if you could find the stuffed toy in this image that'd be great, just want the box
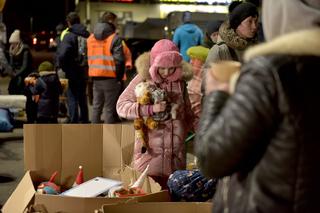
[151,86,178,121]
[37,171,61,195]
[134,82,158,153]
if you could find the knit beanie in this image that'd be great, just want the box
[38,61,54,72]
[150,39,179,65]
[186,46,209,62]
[9,29,21,43]
[182,11,192,23]
[229,2,258,30]
[206,20,223,36]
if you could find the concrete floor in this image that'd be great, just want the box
[0,129,24,208]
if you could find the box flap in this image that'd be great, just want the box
[102,123,135,180]
[102,124,123,180]
[24,124,62,182]
[2,171,36,213]
[61,124,103,187]
[35,194,131,213]
[102,202,212,213]
[134,191,170,202]
[120,123,135,166]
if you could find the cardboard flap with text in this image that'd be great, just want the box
[102,202,213,213]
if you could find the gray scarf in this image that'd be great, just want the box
[9,42,23,56]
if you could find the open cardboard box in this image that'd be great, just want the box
[2,123,170,213]
[101,202,212,213]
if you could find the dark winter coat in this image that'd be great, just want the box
[29,71,62,119]
[56,23,90,81]
[8,44,33,94]
[195,29,320,213]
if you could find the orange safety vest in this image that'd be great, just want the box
[122,41,132,70]
[87,33,117,78]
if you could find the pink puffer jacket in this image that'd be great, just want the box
[116,39,194,178]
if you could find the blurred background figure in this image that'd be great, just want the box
[100,11,133,85]
[0,22,12,88]
[24,61,62,123]
[173,11,204,62]
[56,12,90,123]
[7,29,35,123]
[87,13,125,124]
[201,1,259,94]
[53,23,65,50]
[186,45,209,129]
[8,29,33,95]
[203,20,223,48]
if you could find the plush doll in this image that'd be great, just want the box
[37,171,61,195]
[134,82,158,153]
[151,86,179,121]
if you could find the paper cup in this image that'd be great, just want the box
[210,61,241,82]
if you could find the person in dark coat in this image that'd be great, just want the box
[7,29,36,123]
[25,61,62,123]
[56,12,90,123]
[202,20,223,49]
[8,29,33,95]
[195,0,320,212]
[201,2,259,95]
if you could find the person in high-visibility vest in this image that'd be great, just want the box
[87,19,125,123]
[100,11,133,80]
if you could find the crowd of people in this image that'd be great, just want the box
[1,0,320,211]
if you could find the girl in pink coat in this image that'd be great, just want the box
[116,39,194,188]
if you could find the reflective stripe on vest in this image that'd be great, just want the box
[87,33,117,78]
[60,28,69,41]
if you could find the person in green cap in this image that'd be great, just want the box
[24,61,62,123]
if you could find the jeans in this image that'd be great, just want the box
[67,79,89,123]
[92,78,122,124]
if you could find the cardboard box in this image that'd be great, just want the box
[23,123,135,186]
[101,202,213,213]
[2,123,170,213]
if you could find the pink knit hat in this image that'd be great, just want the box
[149,51,183,83]
[150,39,179,65]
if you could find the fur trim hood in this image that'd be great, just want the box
[135,51,193,82]
[219,21,257,51]
[244,28,320,62]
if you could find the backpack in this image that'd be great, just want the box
[60,28,88,67]
[77,35,88,67]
